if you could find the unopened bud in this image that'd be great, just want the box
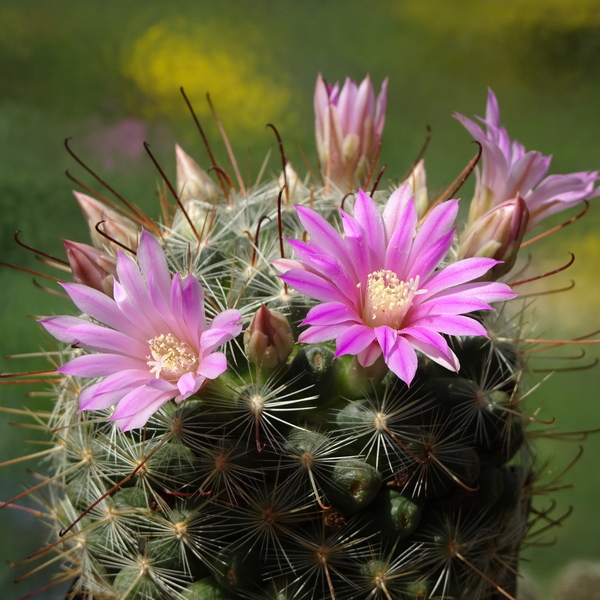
[175,144,218,203]
[402,159,429,218]
[63,239,117,297]
[244,305,295,369]
[74,192,139,254]
[458,195,529,280]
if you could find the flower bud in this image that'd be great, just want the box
[74,192,139,254]
[175,144,218,203]
[244,305,294,370]
[458,195,529,280]
[63,239,117,297]
[315,74,387,194]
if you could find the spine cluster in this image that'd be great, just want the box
[3,78,597,600]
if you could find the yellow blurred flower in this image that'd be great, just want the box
[123,20,290,133]
[393,0,600,36]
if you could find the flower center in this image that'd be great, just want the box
[146,333,198,380]
[362,270,425,329]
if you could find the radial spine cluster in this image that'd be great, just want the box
[3,76,599,600]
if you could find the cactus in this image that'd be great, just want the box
[3,78,599,600]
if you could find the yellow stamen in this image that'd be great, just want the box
[362,270,426,329]
[146,333,198,380]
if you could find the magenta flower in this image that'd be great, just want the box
[315,74,388,193]
[40,231,243,431]
[456,89,599,229]
[274,187,515,385]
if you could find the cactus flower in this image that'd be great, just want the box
[314,74,388,193]
[456,89,600,229]
[457,195,529,280]
[274,186,515,385]
[40,231,243,431]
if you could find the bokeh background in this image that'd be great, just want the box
[1,0,599,598]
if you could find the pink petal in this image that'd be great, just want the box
[79,370,150,411]
[411,294,497,318]
[374,78,388,138]
[116,250,151,310]
[279,269,350,304]
[485,89,500,127]
[407,200,458,277]
[383,188,417,271]
[298,323,350,344]
[426,280,517,305]
[39,315,90,345]
[353,190,386,265]
[420,257,501,299]
[200,311,242,354]
[401,327,459,372]
[303,302,361,327]
[61,283,147,340]
[113,280,165,336]
[181,274,206,345]
[177,372,204,398]
[137,230,172,300]
[272,258,305,273]
[287,240,359,301]
[357,340,382,367]
[55,321,148,357]
[197,351,227,379]
[295,205,350,268]
[335,324,376,357]
[375,327,418,384]
[111,380,176,421]
[410,314,488,337]
[112,390,175,432]
[405,229,454,282]
[59,353,148,377]
[503,151,548,200]
[348,76,374,135]
[210,309,243,336]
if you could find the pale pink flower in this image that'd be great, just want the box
[456,90,600,229]
[315,74,388,193]
[41,231,242,431]
[274,186,515,385]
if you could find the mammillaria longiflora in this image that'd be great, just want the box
[2,80,598,600]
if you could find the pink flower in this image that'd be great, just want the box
[40,231,243,431]
[456,89,600,229]
[314,74,388,193]
[274,186,515,385]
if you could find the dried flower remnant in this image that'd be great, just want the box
[40,231,242,431]
[274,185,515,384]
[456,89,600,229]
[175,143,218,203]
[74,191,140,254]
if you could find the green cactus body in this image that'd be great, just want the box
[2,78,592,600]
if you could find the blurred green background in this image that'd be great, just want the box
[1,0,600,597]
